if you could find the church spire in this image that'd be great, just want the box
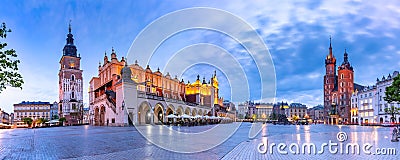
[325,36,336,66]
[68,20,72,34]
[328,36,333,58]
[63,20,77,57]
[339,48,353,71]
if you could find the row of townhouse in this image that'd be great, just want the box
[351,71,400,125]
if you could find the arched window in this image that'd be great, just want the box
[71,74,75,81]
[71,92,75,99]
[341,74,344,79]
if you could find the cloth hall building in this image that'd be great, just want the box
[88,51,225,126]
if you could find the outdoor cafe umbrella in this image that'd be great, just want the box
[166,114,178,118]
[181,114,192,119]
[194,115,202,119]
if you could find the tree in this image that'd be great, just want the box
[384,76,400,123]
[269,112,278,120]
[59,117,66,126]
[0,22,23,93]
[292,115,299,122]
[22,117,33,127]
[52,115,59,120]
[36,118,49,126]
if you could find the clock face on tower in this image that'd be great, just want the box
[69,60,75,69]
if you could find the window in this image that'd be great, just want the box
[146,86,150,93]
[341,74,344,79]
[112,118,115,123]
[71,92,75,99]
[71,75,75,81]
[72,104,76,110]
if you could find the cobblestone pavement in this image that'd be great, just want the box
[0,123,399,159]
[223,124,400,160]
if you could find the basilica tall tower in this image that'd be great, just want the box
[58,22,83,125]
[323,37,336,122]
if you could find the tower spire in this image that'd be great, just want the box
[344,49,348,63]
[69,19,72,34]
[63,20,77,57]
[328,36,333,58]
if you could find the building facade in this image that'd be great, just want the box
[285,103,307,121]
[50,102,58,120]
[82,108,90,124]
[255,103,274,120]
[351,86,376,124]
[323,38,363,124]
[376,71,400,123]
[273,102,289,116]
[236,102,249,119]
[0,108,11,125]
[58,23,84,125]
[88,51,226,126]
[222,100,236,120]
[13,101,51,121]
[308,105,324,123]
[349,71,400,125]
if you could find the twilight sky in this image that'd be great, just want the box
[1,0,400,113]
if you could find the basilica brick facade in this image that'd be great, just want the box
[323,38,363,124]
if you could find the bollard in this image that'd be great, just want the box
[391,127,399,142]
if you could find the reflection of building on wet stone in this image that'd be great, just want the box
[88,52,235,126]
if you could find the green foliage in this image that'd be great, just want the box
[269,112,277,120]
[384,106,399,123]
[292,115,299,122]
[384,75,400,122]
[384,76,400,103]
[59,117,66,126]
[36,118,49,124]
[22,117,33,125]
[59,117,66,122]
[0,22,23,93]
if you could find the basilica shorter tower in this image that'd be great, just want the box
[58,22,83,125]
